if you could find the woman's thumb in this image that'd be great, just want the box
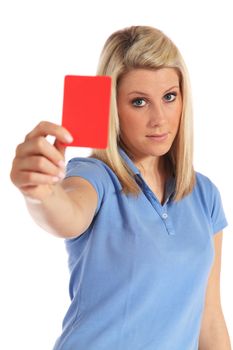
[54,139,67,158]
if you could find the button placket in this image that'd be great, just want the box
[162,204,175,236]
[137,176,176,236]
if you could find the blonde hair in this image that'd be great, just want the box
[90,25,195,201]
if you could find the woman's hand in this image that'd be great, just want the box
[10,121,73,201]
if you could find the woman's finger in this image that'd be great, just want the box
[14,156,65,178]
[16,137,66,167]
[25,121,73,144]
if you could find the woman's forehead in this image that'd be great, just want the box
[118,68,180,92]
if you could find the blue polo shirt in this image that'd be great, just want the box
[53,147,228,350]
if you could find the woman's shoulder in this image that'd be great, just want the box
[194,171,219,191]
[66,156,110,178]
[193,171,223,205]
[66,156,111,172]
[67,156,106,166]
[66,156,122,190]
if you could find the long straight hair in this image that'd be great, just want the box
[90,26,195,201]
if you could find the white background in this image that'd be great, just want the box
[0,0,232,349]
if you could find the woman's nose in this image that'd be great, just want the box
[147,103,166,126]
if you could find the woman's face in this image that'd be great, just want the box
[117,68,182,162]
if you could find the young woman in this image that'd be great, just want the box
[10,26,231,349]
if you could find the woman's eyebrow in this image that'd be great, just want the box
[127,85,180,96]
[127,91,150,96]
[164,85,180,93]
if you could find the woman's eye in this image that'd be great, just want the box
[132,98,146,107]
[163,92,177,102]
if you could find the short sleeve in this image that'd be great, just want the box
[209,182,228,235]
[65,157,108,216]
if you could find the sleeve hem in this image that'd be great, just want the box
[212,219,228,235]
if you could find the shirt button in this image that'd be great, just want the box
[162,213,168,219]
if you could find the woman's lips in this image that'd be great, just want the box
[146,133,168,141]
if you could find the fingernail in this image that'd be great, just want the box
[65,134,73,143]
[58,160,65,168]
[58,171,65,179]
[52,176,60,183]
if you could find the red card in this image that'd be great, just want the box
[61,75,111,148]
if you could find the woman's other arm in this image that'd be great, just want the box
[198,231,232,349]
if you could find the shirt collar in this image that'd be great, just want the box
[118,146,176,200]
[118,146,141,175]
